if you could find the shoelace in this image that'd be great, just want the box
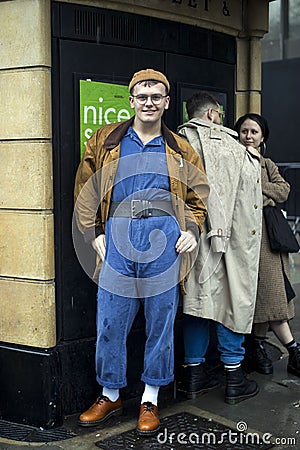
[95,395,109,405]
[292,345,300,357]
[258,344,268,358]
[142,402,155,413]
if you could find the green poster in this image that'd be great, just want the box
[80,80,134,158]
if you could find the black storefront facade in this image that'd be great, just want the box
[0,0,269,429]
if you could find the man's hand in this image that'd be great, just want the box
[91,234,106,261]
[175,230,197,254]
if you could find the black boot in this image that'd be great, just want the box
[252,338,273,374]
[287,344,300,377]
[180,364,220,399]
[225,367,259,405]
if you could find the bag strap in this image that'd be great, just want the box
[264,158,271,181]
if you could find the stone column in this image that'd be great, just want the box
[235,0,269,120]
[0,0,55,348]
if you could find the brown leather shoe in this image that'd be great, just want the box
[136,402,160,435]
[78,395,122,427]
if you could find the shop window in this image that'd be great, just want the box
[262,0,300,61]
[289,0,300,39]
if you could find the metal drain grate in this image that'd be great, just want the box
[0,420,77,442]
[96,412,275,450]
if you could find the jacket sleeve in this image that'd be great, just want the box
[262,158,290,205]
[74,132,104,242]
[184,142,210,235]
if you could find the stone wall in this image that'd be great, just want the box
[0,0,55,348]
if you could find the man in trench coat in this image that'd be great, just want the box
[177,91,262,404]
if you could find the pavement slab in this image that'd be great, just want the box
[0,260,299,450]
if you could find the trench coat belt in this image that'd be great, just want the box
[109,200,175,218]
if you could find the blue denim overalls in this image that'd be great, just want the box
[96,128,181,388]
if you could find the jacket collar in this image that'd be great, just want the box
[178,118,238,138]
[104,117,182,155]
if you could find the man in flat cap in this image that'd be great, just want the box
[74,68,209,435]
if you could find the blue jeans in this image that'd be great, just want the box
[183,315,245,365]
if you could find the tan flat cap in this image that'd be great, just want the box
[129,68,170,93]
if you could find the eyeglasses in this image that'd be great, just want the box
[212,108,226,119]
[131,94,168,105]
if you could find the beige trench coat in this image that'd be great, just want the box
[178,119,262,333]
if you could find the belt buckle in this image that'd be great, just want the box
[131,200,151,218]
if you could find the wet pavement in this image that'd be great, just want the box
[0,254,299,450]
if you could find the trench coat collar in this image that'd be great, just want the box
[104,116,182,155]
[178,117,238,138]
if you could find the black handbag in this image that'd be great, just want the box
[263,205,299,253]
[263,161,299,253]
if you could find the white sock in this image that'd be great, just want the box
[224,362,241,371]
[141,384,160,406]
[102,387,119,402]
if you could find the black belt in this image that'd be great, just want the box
[109,200,175,218]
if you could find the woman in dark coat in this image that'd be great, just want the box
[234,113,300,377]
